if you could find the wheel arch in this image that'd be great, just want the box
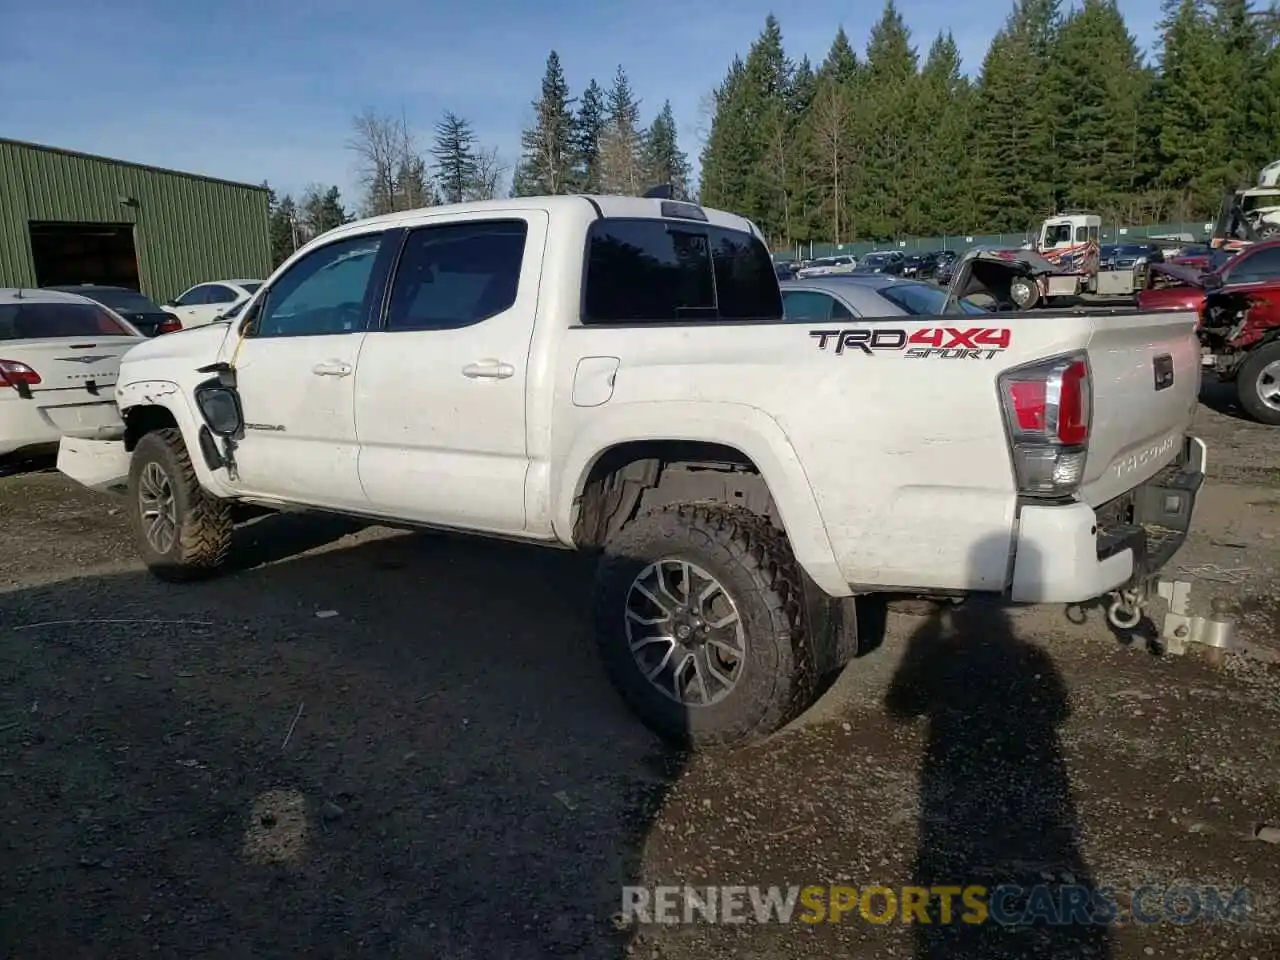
[555,402,849,597]
[117,381,232,496]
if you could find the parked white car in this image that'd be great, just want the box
[1,288,142,461]
[57,194,1207,747]
[795,255,857,278]
[163,279,262,329]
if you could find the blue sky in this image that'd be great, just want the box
[1,0,1165,208]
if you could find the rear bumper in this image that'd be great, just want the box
[0,396,123,457]
[1010,435,1205,603]
[57,436,131,494]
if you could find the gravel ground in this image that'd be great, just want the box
[1,390,1279,959]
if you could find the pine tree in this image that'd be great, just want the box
[699,56,751,211]
[1155,0,1227,217]
[572,79,606,192]
[598,65,643,194]
[641,100,691,198]
[1047,0,1152,219]
[970,0,1063,231]
[914,33,978,235]
[300,184,350,239]
[431,111,480,204]
[852,0,921,239]
[517,51,576,195]
[268,193,299,268]
[740,15,794,241]
[395,153,437,209]
[818,26,859,85]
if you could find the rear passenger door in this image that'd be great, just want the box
[354,210,549,534]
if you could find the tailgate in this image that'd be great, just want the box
[1080,309,1201,506]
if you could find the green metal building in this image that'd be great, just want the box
[0,137,271,302]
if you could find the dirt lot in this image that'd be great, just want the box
[1,385,1279,959]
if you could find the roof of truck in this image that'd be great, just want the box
[335,194,761,241]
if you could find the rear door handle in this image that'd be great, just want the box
[462,359,515,380]
[312,360,353,377]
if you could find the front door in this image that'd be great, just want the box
[222,230,394,511]
[354,211,547,534]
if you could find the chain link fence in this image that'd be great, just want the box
[772,221,1213,261]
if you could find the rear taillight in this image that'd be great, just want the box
[0,359,42,390]
[156,317,183,335]
[998,353,1091,498]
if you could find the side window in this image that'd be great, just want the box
[204,285,238,304]
[582,218,783,324]
[1075,226,1089,242]
[175,286,207,306]
[1227,247,1280,284]
[711,229,785,319]
[782,291,835,322]
[254,233,384,338]
[783,291,856,322]
[385,220,528,332]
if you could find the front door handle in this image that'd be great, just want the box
[312,360,353,377]
[462,359,515,380]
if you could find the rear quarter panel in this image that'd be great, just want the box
[551,317,1099,593]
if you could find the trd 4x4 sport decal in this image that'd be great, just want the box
[809,327,1012,359]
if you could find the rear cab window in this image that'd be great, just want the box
[582,218,783,324]
[0,301,136,340]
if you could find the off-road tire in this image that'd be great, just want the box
[1236,341,1280,426]
[592,504,814,749]
[129,428,233,581]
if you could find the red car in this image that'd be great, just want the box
[1139,240,1280,424]
[1139,239,1280,314]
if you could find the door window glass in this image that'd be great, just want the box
[385,220,528,332]
[255,233,384,337]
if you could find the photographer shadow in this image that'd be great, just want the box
[885,537,1112,959]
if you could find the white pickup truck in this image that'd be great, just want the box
[57,194,1208,747]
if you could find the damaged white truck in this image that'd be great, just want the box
[59,193,1220,747]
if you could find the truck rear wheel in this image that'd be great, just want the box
[129,428,233,581]
[1236,341,1280,426]
[592,504,815,748]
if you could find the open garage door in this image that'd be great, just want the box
[28,221,141,290]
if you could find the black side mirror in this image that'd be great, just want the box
[1203,272,1224,290]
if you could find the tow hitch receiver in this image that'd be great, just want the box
[1106,577,1236,660]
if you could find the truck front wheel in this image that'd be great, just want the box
[1009,276,1040,309]
[592,504,815,748]
[1236,341,1280,426]
[129,428,233,581]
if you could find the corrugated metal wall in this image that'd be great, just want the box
[0,138,271,301]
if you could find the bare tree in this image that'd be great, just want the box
[761,106,793,244]
[346,109,436,215]
[347,109,402,216]
[469,147,507,201]
[692,90,718,148]
[807,82,854,243]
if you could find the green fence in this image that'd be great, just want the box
[772,221,1213,261]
